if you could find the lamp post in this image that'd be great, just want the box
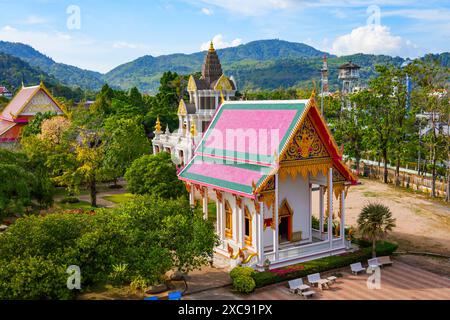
[416,113,428,175]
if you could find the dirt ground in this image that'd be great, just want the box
[314,178,450,255]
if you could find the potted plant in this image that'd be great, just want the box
[263,259,271,271]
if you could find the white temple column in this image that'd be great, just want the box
[319,186,325,237]
[341,190,346,246]
[216,198,221,240]
[215,93,219,108]
[178,116,183,136]
[202,188,208,220]
[237,199,244,247]
[328,168,333,249]
[273,174,279,260]
[186,116,191,138]
[258,201,264,265]
[189,187,195,208]
[220,200,225,242]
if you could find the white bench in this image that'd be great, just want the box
[350,262,366,275]
[307,273,329,290]
[368,258,382,270]
[300,290,315,299]
[288,278,310,294]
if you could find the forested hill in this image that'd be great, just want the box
[103,39,333,92]
[0,53,91,101]
[1,39,449,94]
[0,41,105,91]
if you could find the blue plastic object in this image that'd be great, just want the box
[168,291,182,300]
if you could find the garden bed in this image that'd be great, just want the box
[252,241,398,288]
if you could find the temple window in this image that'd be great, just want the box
[244,206,252,246]
[225,200,233,239]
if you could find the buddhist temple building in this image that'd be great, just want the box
[152,42,237,166]
[0,86,12,99]
[178,96,357,270]
[0,82,65,145]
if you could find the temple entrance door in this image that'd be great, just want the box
[279,217,290,243]
[279,199,293,243]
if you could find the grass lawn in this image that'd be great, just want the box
[103,193,135,204]
[56,200,96,210]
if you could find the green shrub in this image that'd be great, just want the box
[252,241,398,288]
[0,195,219,299]
[233,276,256,294]
[60,196,80,204]
[0,257,73,300]
[229,266,256,281]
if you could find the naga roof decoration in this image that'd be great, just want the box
[179,97,357,198]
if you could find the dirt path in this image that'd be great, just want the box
[322,179,450,255]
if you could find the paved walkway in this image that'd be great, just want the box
[186,261,450,300]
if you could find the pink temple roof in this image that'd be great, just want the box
[0,119,17,136]
[0,85,40,121]
[196,100,309,165]
[179,99,357,197]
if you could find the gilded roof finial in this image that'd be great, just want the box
[220,90,225,104]
[252,180,257,193]
[209,41,215,52]
[155,116,162,133]
[40,80,44,88]
[311,79,317,98]
[190,120,197,137]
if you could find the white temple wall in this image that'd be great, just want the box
[279,175,311,241]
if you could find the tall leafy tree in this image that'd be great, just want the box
[409,60,450,198]
[125,152,186,199]
[103,116,151,184]
[352,65,412,184]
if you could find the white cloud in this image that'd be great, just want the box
[191,0,414,16]
[195,0,294,16]
[330,25,418,57]
[382,8,450,21]
[23,15,47,25]
[2,25,17,32]
[200,34,243,50]
[201,8,213,15]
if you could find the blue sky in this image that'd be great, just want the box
[0,0,449,73]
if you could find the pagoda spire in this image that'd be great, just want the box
[201,40,223,85]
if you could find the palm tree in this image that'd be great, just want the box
[357,203,396,258]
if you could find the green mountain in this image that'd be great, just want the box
[103,39,332,92]
[0,53,91,101]
[0,41,105,91]
[1,39,448,94]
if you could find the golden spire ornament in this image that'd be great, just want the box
[209,41,215,52]
[190,120,197,137]
[220,90,225,104]
[155,116,162,133]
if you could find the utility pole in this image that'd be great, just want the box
[320,55,329,116]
